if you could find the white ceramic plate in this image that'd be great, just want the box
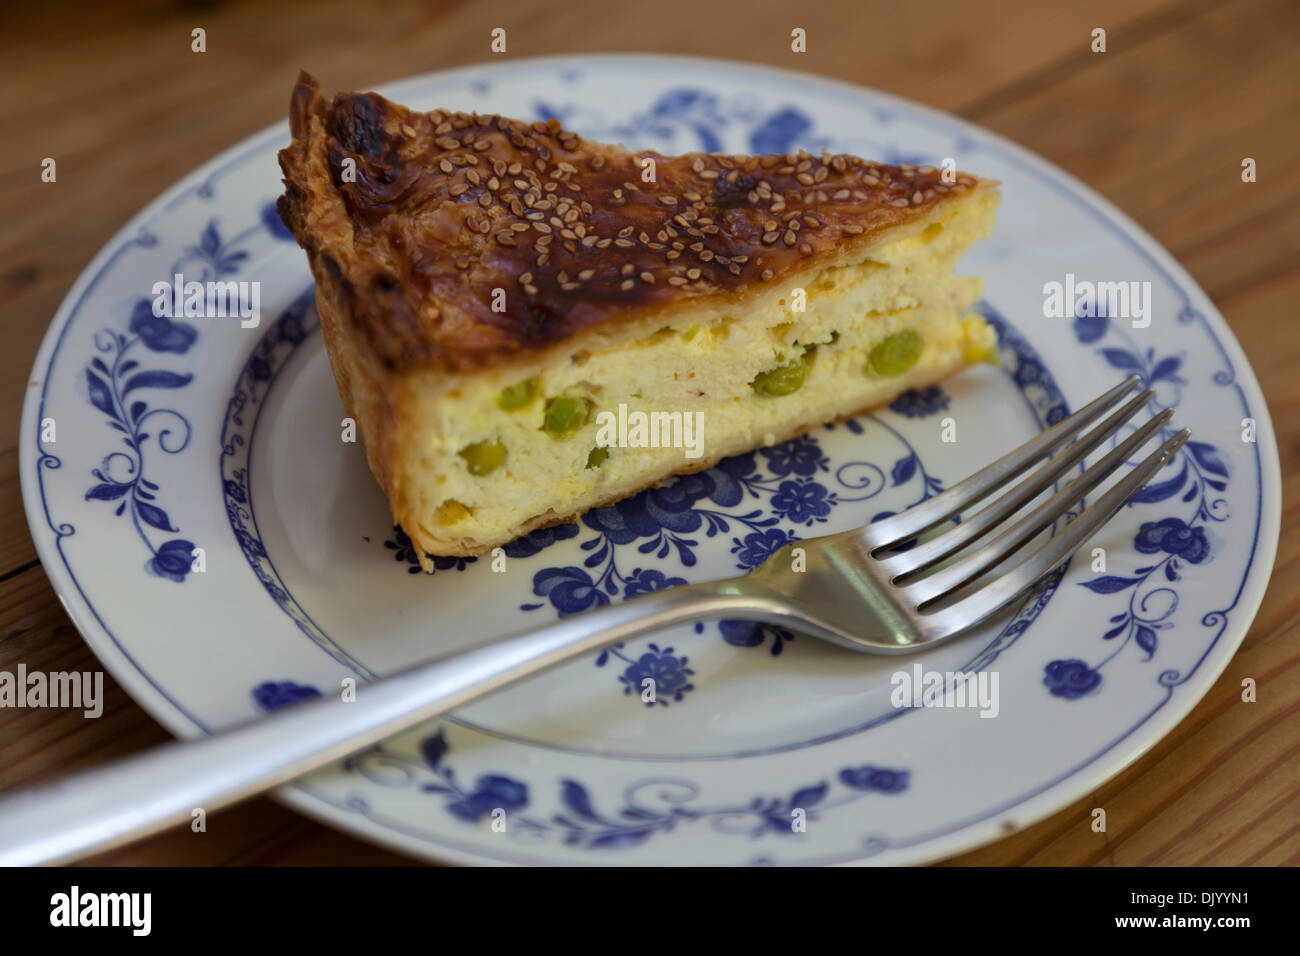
[21,55,1280,865]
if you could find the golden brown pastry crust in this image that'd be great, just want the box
[277,72,993,375]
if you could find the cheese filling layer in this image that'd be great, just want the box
[393,191,999,556]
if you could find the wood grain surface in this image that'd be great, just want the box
[1,0,1295,866]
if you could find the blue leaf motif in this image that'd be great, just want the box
[1186,440,1228,478]
[790,783,828,808]
[1135,625,1158,659]
[200,221,221,255]
[1079,575,1141,594]
[560,779,599,820]
[890,455,918,487]
[85,483,130,501]
[123,370,193,395]
[1130,461,1188,504]
[588,830,652,849]
[135,500,177,532]
[1100,348,1141,371]
[86,369,116,418]
[420,730,448,769]
[1149,356,1182,382]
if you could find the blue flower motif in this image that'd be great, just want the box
[888,386,950,418]
[147,538,195,582]
[261,200,296,241]
[1072,310,1109,344]
[730,527,797,570]
[532,566,609,615]
[445,774,529,821]
[760,437,825,477]
[619,643,694,704]
[770,480,831,524]
[624,568,687,597]
[838,766,911,793]
[252,680,322,711]
[1134,517,1210,564]
[1043,659,1102,699]
[129,298,197,354]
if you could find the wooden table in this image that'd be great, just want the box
[2,0,1295,866]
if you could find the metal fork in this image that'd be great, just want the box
[0,374,1185,865]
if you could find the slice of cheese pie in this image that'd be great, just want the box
[277,73,1000,565]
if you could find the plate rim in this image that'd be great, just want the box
[20,52,1282,866]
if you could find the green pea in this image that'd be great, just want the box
[543,395,593,437]
[586,447,610,469]
[458,440,507,475]
[750,351,810,396]
[868,330,924,377]
[497,378,538,411]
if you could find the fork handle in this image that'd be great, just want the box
[0,579,781,866]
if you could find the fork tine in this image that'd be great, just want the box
[867,374,1142,548]
[878,387,1160,578]
[902,408,1177,606]
[922,429,1191,639]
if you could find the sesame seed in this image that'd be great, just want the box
[640,271,655,283]
[449,183,469,197]
[798,242,813,256]
[621,278,635,291]
[495,232,516,246]
[686,268,701,280]
[761,268,775,280]
[762,232,779,244]
[796,172,814,186]
[783,229,796,246]
[667,276,688,286]
[439,159,454,174]
[621,263,635,276]
[912,191,924,204]
[844,224,865,235]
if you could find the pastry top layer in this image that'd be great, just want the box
[278,72,994,373]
